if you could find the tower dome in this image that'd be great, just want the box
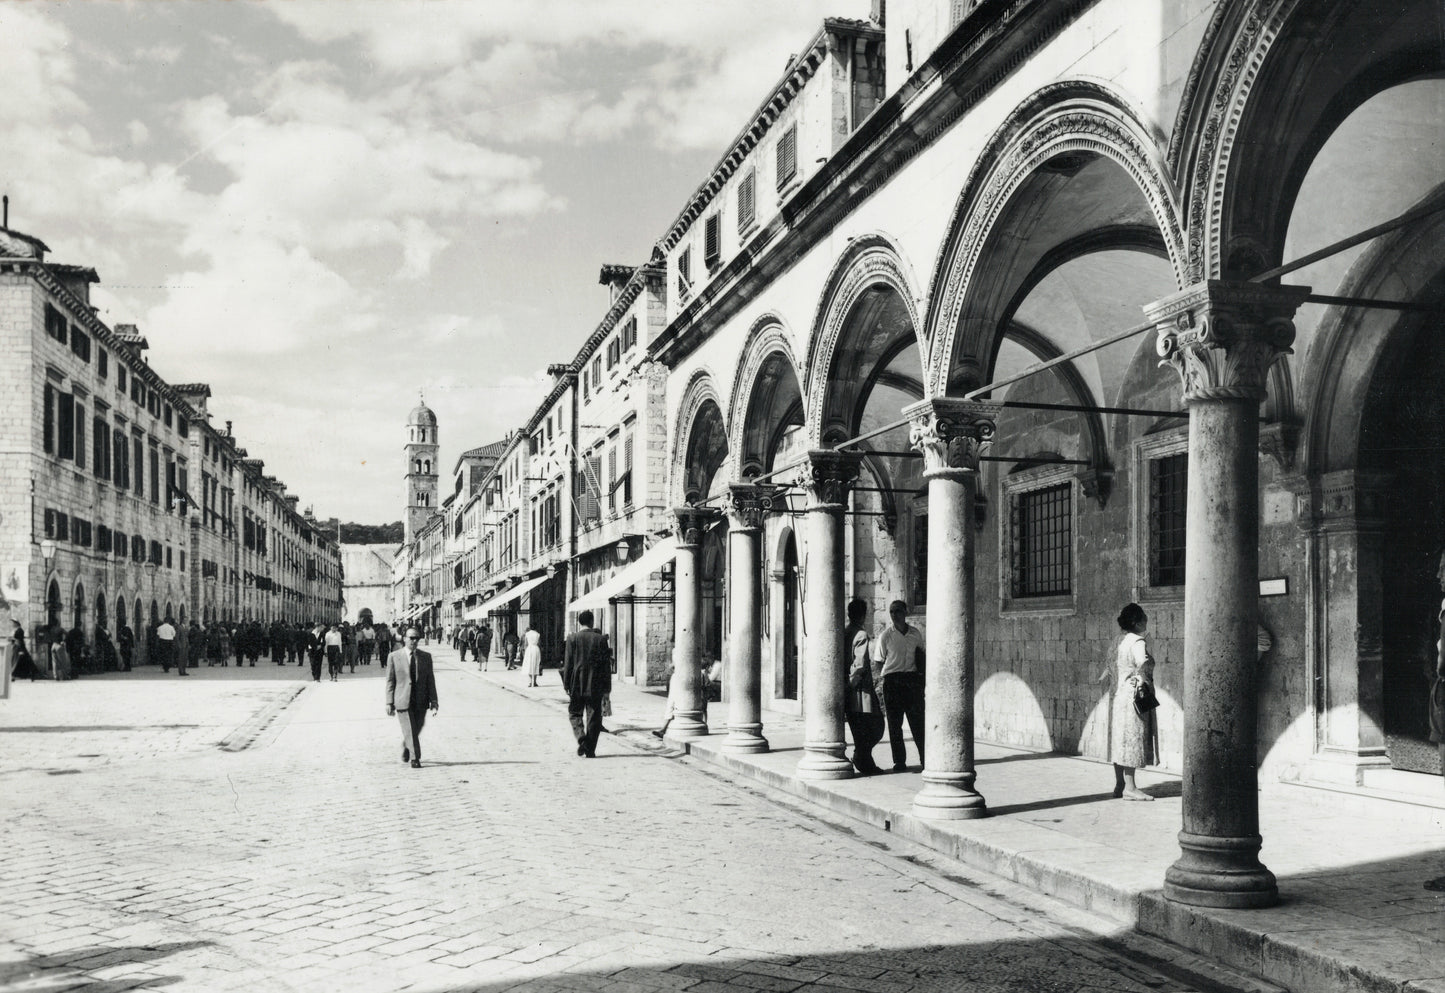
[408,401,437,427]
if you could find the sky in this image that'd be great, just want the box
[1,0,867,525]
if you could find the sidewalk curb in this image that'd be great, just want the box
[216,684,307,753]
[459,662,1441,993]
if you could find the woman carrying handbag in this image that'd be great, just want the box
[1104,602,1158,801]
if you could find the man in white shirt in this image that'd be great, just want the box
[156,617,182,675]
[873,600,925,772]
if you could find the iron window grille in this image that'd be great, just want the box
[1011,482,1072,597]
[1148,452,1188,586]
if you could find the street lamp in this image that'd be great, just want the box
[40,539,57,565]
[614,538,633,564]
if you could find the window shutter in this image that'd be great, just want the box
[704,214,720,267]
[776,124,797,189]
[737,170,756,232]
[93,416,107,480]
[607,447,618,514]
[678,246,691,296]
[74,407,85,470]
[43,384,54,454]
[622,433,634,506]
[950,0,972,28]
[57,393,75,460]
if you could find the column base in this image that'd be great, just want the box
[666,712,708,738]
[797,744,854,780]
[721,724,770,754]
[1164,831,1278,908]
[912,773,989,820]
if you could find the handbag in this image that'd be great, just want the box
[1133,680,1160,717]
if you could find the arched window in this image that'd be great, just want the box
[95,593,107,633]
[423,460,431,474]
[116,596,126,633]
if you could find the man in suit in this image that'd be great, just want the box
[386,626,438,768]
[561,610,612,758]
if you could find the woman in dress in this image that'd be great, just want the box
[1109,602,1156,801]
[521,624,543,687]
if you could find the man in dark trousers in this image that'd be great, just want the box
[386,626,438,768]
[561,610,611,758]
[843,597,884,775]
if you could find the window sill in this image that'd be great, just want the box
[1136,585,1185,605]
[775,174,802,203]
[1000,594,1076,617]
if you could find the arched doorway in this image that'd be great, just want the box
[1368,308,1445,774]
[72,581,85,632]
[115,596,126,634]
[46,579,62,631]
[779,531,800,701]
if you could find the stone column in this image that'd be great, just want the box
[721,484,777,754]
[1148,280,1310,909]
[667,505,720,738]
[904,397,1001,820]
[796,450,863,780]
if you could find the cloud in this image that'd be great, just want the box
[268,0,871,150]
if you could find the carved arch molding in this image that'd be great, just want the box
[669,369,730,505]
[927,85,1188,394]
[804,235,925,447]
[728,316,805,475]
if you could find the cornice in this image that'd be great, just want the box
[651,0,1092,369]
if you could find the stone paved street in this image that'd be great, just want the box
[0,649,1277,993]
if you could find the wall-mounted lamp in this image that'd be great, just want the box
[40,539,57,564]
[614,538,633,565]
[545,564,557,580]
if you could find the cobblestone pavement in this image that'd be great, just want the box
[0,650,1277,993]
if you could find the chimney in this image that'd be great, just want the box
[225,420,233,437]
[597,264,636,304]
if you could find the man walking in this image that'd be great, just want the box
[875,599,926,772]
[386,627,438,768]
[561,610,611,758]
[843,597,884,775]
[156,615,178,674]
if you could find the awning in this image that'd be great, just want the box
[462,587,504,621]
[473,572,550,617]
[567,537,676,614]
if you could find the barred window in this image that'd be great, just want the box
[775,124,797,190]
[1011,482,1072,597]
[1148,452,1188,587]
[737,169,756,232]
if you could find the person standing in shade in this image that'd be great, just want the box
[476,622,493,672]
[874,600,925,772]
[1106,602,1157,800]
[117,621,134,672]
[522,623,542,688]
[843,597,884,775]
[386,626,438,768]
[561,610,611,758]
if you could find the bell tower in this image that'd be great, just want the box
[405,393,439,545]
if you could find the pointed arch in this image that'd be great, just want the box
[925,81,1187,394]
[729,314,807,479]
[804,233,926,445]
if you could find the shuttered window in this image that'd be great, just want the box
[45,304,67,344]
[677,246,692,296]
[704,213,720,268]
[57,392,75,460]
[621,432,634,507]
[737,169,756,232]
[93,415,109,480]
[43,383,55,454]
[74,404,85,470]
[607,446,618,515]
[775,124,797,190]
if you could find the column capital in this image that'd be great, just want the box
[904,397,1002,475]
[1146,280,1311,403]
[672,505,721,547]
[721,483,782,532]
[799,450,863,511]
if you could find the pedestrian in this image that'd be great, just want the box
[522,622,542,688]
[342,621,357,673]
[324,624,343,681]
[156,615,178,674]
[560,610,612,758]
[358,623,375,666]
[117,621,134,672]
[306,622,325,682]
[1104,602,1157,801]
[874,599,926,772]
[1430,598,1445,793]
[843,597,884,775]
[65,625,87,675]
[502,627,519,670]
[187,621,205,673]
[173,618,189,677]
[9,619,40,681]
[477,622,493,672]
[385,626,438,768]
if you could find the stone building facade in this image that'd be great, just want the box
[405,0,1444,911]
[0,226,343,665]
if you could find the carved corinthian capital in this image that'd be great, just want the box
[722,483,780,531]
[1147,281,1311,403]
[904,398,1002,475]
[673,505,721,547]
[800,450,862,511]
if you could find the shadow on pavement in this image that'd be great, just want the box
[0,939,211,991]
[0,725,201,733]
[987,791,1121,817]
[421,760,539,767]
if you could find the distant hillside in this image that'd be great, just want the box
[339,521,404,545]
